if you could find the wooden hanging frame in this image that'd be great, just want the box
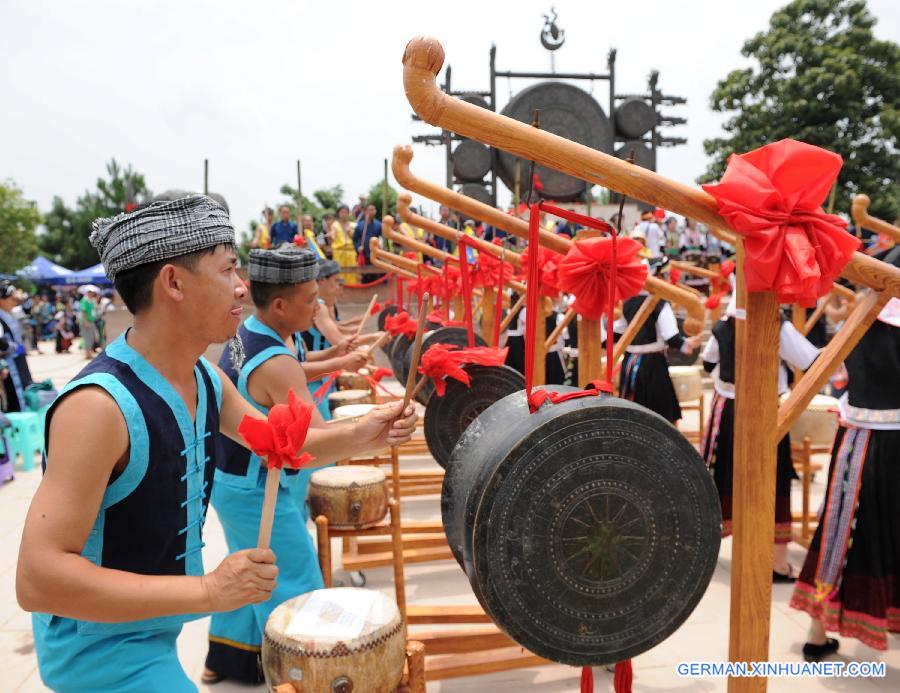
[392,145,706,387]
[385,212,523,344]
[402,35,900,692]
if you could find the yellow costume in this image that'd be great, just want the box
[397,222,425,262]
[331,220,358,285]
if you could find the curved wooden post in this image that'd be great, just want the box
[852,194,900,245]
[396,191,523,268]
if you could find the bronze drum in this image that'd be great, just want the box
[441,388,721,665]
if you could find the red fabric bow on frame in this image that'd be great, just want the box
[701,139,859,307]
[237,390,315,470]
[418,343,509,396]
[474,249,516,289]
[519,244,562,296]
[557,236,648,320]
[384,311,419,339]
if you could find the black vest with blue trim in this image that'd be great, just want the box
[40,333,221,633]
[622,295,666,345]
[216,316,304,488]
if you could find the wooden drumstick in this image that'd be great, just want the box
[402,294,430,411]
[363,330,392,354]
[257,463,280,550]
[355,294,379,339]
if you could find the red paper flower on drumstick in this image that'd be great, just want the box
[557,237,648,320]
[705,292,725,310]
[384,311,419,339]
[418,343,508,396]
[237,390,315,470]
[701,139,859,307]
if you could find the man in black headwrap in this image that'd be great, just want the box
[17,195,417,691]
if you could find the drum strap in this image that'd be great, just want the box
[524,201,614,411]
[457,237,476,347]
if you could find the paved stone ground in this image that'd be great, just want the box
[1,343,896,691]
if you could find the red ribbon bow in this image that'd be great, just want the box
[384,311,419,339]
[237,390,315,470]
[418,344,508,396]
[701,139,859,307]
[474,251,516,289]
[519,245,562,296]
[557,237,648,320]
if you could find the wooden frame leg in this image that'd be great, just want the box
[404,641,426,693]
[389,498,408,631]
[315,515,332,588]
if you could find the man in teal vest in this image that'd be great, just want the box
[17,196,417,691]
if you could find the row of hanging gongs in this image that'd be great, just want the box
[375,305,521,467]
[373,305,721,667]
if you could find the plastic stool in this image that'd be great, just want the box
[0,433,13,483]
[5,411,43,472]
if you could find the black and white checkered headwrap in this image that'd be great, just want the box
[90,195,235,281]
[248,245,320,284]
[317,259,341,279]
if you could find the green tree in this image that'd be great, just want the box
[700,0,900,220]
[40,159,151,269]
[277,184,324,226]
[0,180,41,275]
[366,180,398,218]
[313,185,344,214]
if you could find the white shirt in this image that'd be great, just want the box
[607,294,679,353]
[635,221,665,258]
[702,320,819,398]
[510,308,566,352]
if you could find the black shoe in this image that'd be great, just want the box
[773,565,798,583]
[802,638,839,662]
[201,669,226,685]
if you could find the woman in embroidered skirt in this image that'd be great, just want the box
[790,248,900,660]
[701,294,819,581]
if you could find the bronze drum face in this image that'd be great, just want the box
[614,98,656,139]
[404,327,487,405]
[424,364,525,469]
[453,140,493,182]
[615,140,655,170]
[496,82,614,201]
[443,390,721,666]
[388,334,413,381]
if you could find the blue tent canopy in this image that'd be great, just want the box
[66,263,112,286]
[16,256,75,284]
